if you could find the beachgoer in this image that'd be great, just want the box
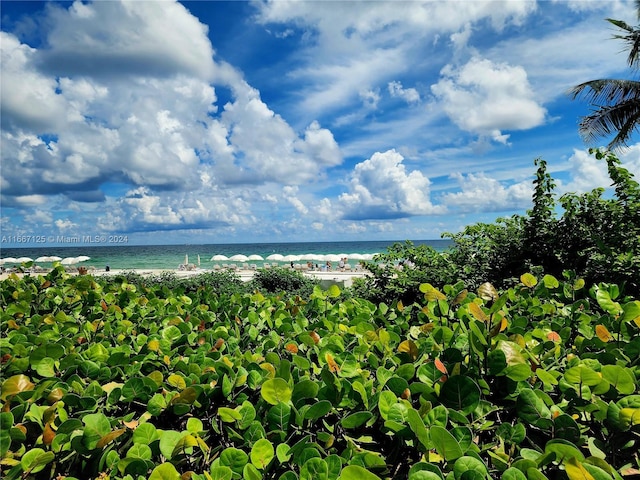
[326,261,332,271]
[338,258,345,271]
[105,265,110,272]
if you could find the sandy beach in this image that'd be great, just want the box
[0,266,371,287]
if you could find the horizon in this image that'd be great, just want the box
[1,0,639,248]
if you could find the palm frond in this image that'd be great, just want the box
[578,98,640,149]
[569,79,640,104]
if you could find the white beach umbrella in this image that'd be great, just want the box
[0,257,18,265]
[282,254,301,262]
[211,254,229,261]
[61,257,77,265]
[248,254,264,261]
[75,256,91,262]
[301,253,323,261]
[230,254,249,262]
[266,254,284,261]
[35,255,62,263]
[325,254,342,262]
[348,253,365,260]
[16,257,33,263]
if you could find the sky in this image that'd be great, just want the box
[1,0,639,247]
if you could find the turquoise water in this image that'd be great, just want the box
[1,240,452,270]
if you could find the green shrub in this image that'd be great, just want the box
[248,266,320,297]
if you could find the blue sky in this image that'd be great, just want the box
[1,0,639,247]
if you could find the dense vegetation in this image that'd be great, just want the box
[356,149,640,307]
[1,259,639,480]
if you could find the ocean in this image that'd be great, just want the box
[0,240,453,271]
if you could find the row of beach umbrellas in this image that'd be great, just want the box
[209,253,379,263]
[0,256,90,265]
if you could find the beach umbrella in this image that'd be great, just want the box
[248,254,264,261]
[347,253,365,260]
[61,257,77,265]
[266,254,284,261]
[282,254,301,262]
[16,257,33,263]
[75,256,91,262]
[230,254,249,262]
[325,254,342,262]
[0,257,18,265]
[211,254,229,261]
[35,256,62,263]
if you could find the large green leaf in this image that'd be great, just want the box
[261,378,292,405]
[601,365,635,394]
[148,462,181,480]
[220,447,249,475]
[339,465,382,480]
[300,457,329,480]
[564,366,602,387]
[516,388,552,428]
[20,447,55,474]
[453,456,487,480]
[430,425,464,461]
[251,438,274,469]
[439,376,481,415]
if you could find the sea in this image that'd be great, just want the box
[0,240,453,271]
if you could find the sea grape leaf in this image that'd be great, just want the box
[305,400,333,421]
[553,414,581,443]
[378,390,397,421]
[338,465,382,480]
[439,376,481,415]
[218,407,242,423]
[148,462,181,480]
[243,464,262,480]
[542,275,559,289]
[622,300,640,327]
[516,388,552,428]
[82,412,111,450]
[544,439,585,463]
[250,438,274,469]
[430,426,463,461]
[564,366,602,387]
[1,374,35,401]
[595,287,622,316]
[326,454,343,480]
[238,401,257,430]
[478,282,498,302]
[502,467,527,480]
[564,457,594,480]
[0,412,12,458]
[407,407,431,450]
[453,456,487,480]
[341,412,373,429]
[220,447,249,475]
[20,448,55,474]
[261,378,292,405]
[300,457,329,480]
[158,430,182,460]
[520,273,538,288]
[126,444,152,460]
[276,443,292,463]
[601,365,635,394]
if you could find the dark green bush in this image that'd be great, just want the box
[248,266,319,297]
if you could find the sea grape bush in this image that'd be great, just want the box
[1,265,638,480]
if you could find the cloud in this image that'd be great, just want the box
[388,81,420,104]
[37,0,215,80]
[560,144,640,194]
[338,149,445,220]
[0,0,343,222]
[431,57,547,141]
[441,172,533,212]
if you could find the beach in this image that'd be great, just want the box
[0,266,372,288]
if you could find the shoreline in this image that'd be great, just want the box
[0,267,372,287]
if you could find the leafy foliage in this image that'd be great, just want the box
[248,267,320,298]
[1,265,638,480]
[569,1,640,149]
